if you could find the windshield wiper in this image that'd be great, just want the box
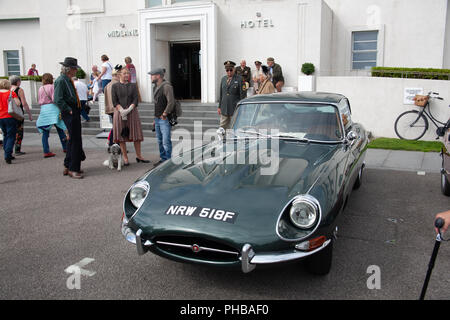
[270,134,310,143]
[235,129,270,138]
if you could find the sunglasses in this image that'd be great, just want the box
[226,68,233,72]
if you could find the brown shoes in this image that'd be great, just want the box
[64,167,84,178]
[68,171,84,179]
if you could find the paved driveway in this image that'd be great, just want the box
[0,147,448,300]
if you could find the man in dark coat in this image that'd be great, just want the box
[218,61,246,129]
[54,57,85,179]
[267,57,284,92]
[235,60,252,96]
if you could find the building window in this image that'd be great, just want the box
[4,50,21,76]
[352,30,378,70]
[146,0,161,7]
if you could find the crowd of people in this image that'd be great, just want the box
[0,55,177,178]
[218,57,284,129]
[1,55,282,165]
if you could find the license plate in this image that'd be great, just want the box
[165,205,238,224]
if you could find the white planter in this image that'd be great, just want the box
[298,75,316,92]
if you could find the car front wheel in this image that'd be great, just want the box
[305,239,333,275]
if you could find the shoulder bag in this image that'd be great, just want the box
[8,90,24,121]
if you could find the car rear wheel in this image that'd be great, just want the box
[305,239,333,276]
[441,171,450,196]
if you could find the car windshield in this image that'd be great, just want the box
[232,103,344,142]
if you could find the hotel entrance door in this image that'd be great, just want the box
[170,42,201,100]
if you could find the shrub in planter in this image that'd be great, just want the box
[301,63,315,76]
[76,68,87,80]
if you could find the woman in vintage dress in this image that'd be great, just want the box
[111,67,149,165]
[256,65,276,95]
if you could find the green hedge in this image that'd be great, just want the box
[0,75,43,81]
[371,67,450,80]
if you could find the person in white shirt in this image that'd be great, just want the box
[73,77,90,122]
[96,54,113,90]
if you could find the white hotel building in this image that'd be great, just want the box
[1,0,450,103]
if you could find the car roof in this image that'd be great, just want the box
[241,91,346,104]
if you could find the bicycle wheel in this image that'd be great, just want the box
[394,110,429,140]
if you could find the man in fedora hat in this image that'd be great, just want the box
[218,61,246,129]
[54,57,85,179]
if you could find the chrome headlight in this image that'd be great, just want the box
[129,181,150,209]
[289,195,319,229]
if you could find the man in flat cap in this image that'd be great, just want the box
[267,57,284,92]
[149,67,175,164]
[54,57,85,179]
[218,61,246,129]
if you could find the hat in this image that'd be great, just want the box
[267,57,275,62]
[261,65,269,75]
[224,61,236,68]
[148,67,165,76]
[254,60,262,65]
[59,57,80,69]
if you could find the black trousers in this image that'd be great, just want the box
[62,108,84,172]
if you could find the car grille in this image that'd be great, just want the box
[153,235,240,263]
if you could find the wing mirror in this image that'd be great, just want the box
[346,131,358,146]
[217,127,226,141]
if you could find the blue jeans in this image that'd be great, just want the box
[0,117,18,160]
[155,118,172,161]
[80,100,90,121]
[41,125,67,154]
[101,79,111,92]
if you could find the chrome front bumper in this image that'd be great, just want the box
[121,221,331,273]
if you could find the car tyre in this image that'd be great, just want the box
[441,171,450,196]
[353,165,364,190]
[305,239,333,276]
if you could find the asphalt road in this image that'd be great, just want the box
[0,147,449,300]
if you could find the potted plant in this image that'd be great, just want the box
[298,62,316,92]
[76,68,87,82]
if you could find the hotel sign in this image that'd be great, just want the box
[241,13,274,29]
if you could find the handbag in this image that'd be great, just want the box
[8,90,24,121]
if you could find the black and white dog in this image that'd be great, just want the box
[108,143,123,171]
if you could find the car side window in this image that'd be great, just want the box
[338,99,353,132]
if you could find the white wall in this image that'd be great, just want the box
[325,0,448,74]
[317,76,450,141]
[215,0,323,88]
[0,19,42,76]
[0,0,39,19]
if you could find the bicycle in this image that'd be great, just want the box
[394,91,449,140]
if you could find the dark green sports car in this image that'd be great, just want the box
[121,92,368,275]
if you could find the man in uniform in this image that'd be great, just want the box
[252,60,263,93]
[235,60,252,95]
[267,57,284,92]
[218,61,246,129]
